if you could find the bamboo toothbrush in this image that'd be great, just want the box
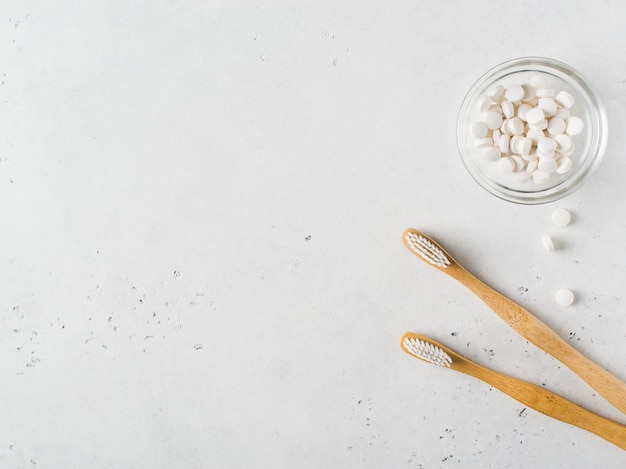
[400,332,626,451]
[402,228,626,416]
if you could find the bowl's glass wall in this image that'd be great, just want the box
[457,57,607,204]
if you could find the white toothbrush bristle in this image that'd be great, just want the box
[403,337,452,367]
[404,232,450,268]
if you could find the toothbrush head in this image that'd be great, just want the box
[400,333,453,368]
[402,229,451,269]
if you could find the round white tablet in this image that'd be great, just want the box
[484,111,503,130]
[552,208,571,226]
[566,116,584,135]
[538,97,557,117]
[556,91,575,109]
[497,156,515,173]
[525,107,545,126]
[542,235,555,253]
[489,85,506,102]
[532,170,549,184]
[492,129,501,143]
[526,158,539,172]
[537,137,557,157]
[471,121,489,138]
[555,288,575,306]
[482,146,501,162]
[517,103,531,121]
[536,88,556,98]
[521,84,536,102]
[526,128,545,145]
[547,117,566,136]
[508,116,524,135]
[538,157,557,174]
[477,95,492,113]
[529,118,548,131]
[501,100,515,118]
[475,137,493,148]
[505,84,524,102]
[556,156,573,174]
[531,74,549,89]
[554,134,573,152]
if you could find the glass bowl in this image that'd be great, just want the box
[457,57,608,204]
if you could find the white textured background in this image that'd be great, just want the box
[2,1,626,467]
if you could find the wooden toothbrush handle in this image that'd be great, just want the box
[458,360,626,451]
[454,266,626,416]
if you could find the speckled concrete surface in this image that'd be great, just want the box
[2,1,626,467]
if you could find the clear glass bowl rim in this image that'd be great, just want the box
[456,56,608,204]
